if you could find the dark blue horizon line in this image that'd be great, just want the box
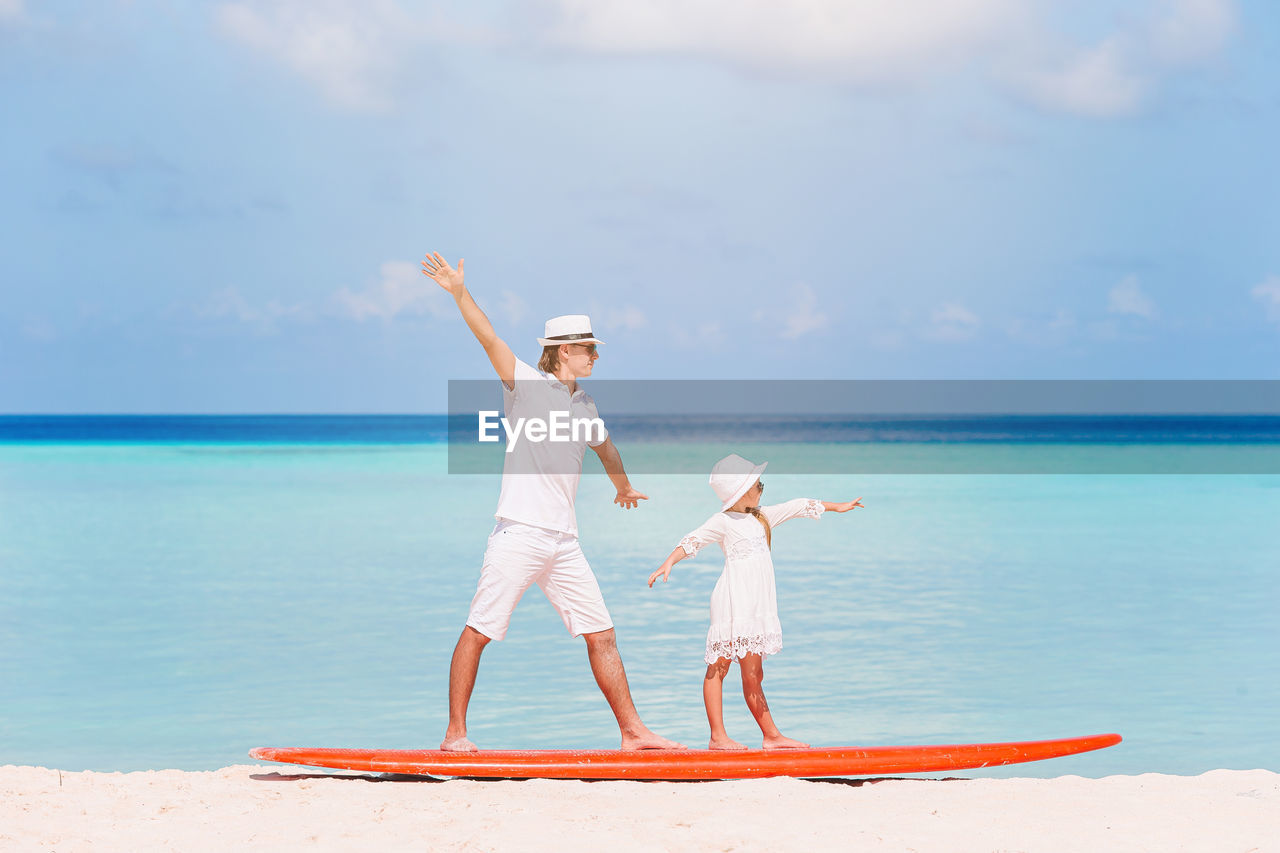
[6,413,1280,419]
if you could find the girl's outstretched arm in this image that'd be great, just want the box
[760,498,826,526]
[823,498,864,513]
[648,547,689,587]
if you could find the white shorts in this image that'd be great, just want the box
[466,519,614,641]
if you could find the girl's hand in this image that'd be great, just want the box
[829,498,864,513]
[648,564,672,587]
[421,252,465,297]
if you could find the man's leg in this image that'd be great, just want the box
[441,625,490,751]
[447,521,547,751]
[543,537,684,750]
[582,628,684,750]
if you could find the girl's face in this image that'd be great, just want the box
[732,480,764,512]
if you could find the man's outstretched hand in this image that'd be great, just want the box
[422,252,465,297]
[614,487,649,510]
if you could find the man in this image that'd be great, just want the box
[421,252,682,752]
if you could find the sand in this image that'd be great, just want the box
[1,765,1275,852]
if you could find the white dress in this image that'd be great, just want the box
[678,498,825,664]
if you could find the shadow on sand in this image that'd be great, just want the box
[250,771,969,786]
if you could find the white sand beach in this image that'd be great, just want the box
[1,765,1275,852]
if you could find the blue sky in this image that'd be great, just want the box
[2,0,1277,412]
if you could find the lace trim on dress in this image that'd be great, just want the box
[798,499,825,520]
[704,633,783,664]
[726,536,770,561]
[678,535,703,557]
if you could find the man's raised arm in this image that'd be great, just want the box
[422,252,516,388]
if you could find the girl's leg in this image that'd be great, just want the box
[739,654,809,749]
[704,658,746,750]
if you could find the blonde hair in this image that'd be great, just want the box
[537,345,561,374]
[746,506,772,548]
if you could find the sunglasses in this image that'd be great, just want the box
[754,480,765,493]
[568,343,598,355]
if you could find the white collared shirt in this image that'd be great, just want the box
[492,358,609,536]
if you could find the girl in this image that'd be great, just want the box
[649,454,862,750]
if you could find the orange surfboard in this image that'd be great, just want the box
[249,733,1121,779]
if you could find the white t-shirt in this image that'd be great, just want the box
[492,358,609,536]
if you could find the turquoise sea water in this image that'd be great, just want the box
[1,421,1277,777]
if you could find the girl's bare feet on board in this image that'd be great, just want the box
[439,735,478,752]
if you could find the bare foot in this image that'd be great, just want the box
[620,728,687,750]
[762,735,810,749]
[708,737,748,750]
[439,735,478,752]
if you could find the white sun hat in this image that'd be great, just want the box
[709,453,768,512]
[537,314,606,347]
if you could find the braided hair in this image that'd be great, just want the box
[746,506,772,548]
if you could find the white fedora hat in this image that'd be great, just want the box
[537,314,606,347]
[709,453,768,512]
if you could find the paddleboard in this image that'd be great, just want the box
[249,733,1121,779]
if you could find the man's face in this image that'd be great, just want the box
[564,343,599,377]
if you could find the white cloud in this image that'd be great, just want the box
[1150,0,1237,64]
[1049,308,1075,329]
[671,320,724,349]
[335,260,448,321]
[867,329,905,350]
[214,0,414,112]
[544,0,1236,119]
[546,0,1025,84]
[209,0,1237,119]
[0,0,24,23]
[205,287,258,324]
[597,304,648,332]
[203,261,445,331]
[203,287,312,333]
[1012,0,1235,117]
[1251,275,1280,326]
[1017,37,1149,118]
[925,303,981,342]
[1108,275,1156,318]
[1003,307,1082,347]
[780,283,828,339]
